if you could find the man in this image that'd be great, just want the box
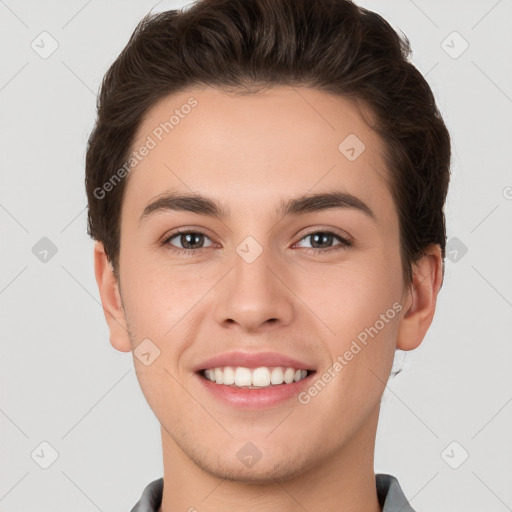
[86,0,450,510]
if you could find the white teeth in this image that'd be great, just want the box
[234,367,252,386]
[283,367,295,384]
[270,367,284,384]
[252,367,271,387]
[294,369,303,382]
[202,366,310,388]
[223,366,235,385]
[214,368,224,384]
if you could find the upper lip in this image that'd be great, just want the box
[193,351,316,372]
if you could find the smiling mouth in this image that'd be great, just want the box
[197,366,316,389]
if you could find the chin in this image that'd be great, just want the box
[192,446,314,485]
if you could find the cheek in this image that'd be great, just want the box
[120,236,182,316]
[303,253,403,374]
[303,253,401,326]
[301,265,401,414]
[121,263,198,411]
[119,252,218,368]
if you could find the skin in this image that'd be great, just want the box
[94,86,442,512]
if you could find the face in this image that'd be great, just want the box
[112,86,411,483]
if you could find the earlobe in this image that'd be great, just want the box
[396,244,443,351]
[93,242,132,352]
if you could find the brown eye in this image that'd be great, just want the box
[164,230,214,254]
[295,230,352,254]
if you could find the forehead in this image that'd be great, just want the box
[125,85,395,224]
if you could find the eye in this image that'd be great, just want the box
[294,230,352,255]
[163,229,214,255]
[162,228,352,256]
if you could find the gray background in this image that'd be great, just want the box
[1,0,511,511]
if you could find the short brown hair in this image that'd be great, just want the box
[85,0,451,287]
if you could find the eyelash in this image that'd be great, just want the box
[162,228,353,256]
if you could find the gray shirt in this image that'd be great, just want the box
[130,473,415,511]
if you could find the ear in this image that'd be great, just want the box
[93,241,132,352]
[396,244,444,351]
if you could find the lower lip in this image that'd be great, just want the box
[195,371,316,410]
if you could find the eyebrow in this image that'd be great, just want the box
[139,190,376,225]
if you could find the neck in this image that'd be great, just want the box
[158,405,382,512]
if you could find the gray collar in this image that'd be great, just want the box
[131,473,415,511]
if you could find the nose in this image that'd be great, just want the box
[213,245,295,332]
